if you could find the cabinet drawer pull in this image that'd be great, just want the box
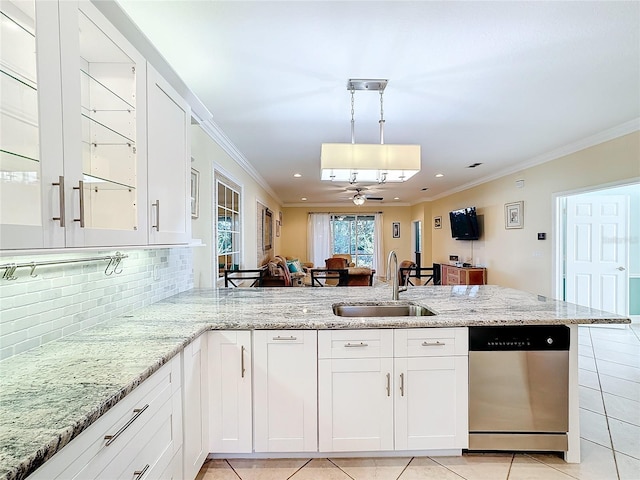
[400,372,405,397]
[52,176,65,227]
[133,464,150,480]
[386,373,391,397]
[345,342,368,348]
[73,180,85,227]
[104,404,149,446]
[273,335,297,341]
[241,345,246,378]
[422,341,445,347]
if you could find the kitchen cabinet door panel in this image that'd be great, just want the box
[395,356,468,450]
[209,331,252,453]
[147,64,190,245]
[253,330,317,453]
[319,357,394,452]
[183,334,209,479]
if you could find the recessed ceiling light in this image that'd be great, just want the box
[301,197,307,201]
[293,173,302,178]
[394,197,400,200]
[435,173,444,178]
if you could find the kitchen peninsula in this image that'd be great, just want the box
[0,285,629,480]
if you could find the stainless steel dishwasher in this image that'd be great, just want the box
[468,325,570,452]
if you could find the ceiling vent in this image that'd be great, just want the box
[467,163,483,168]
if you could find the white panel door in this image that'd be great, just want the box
[318,357,394,452]
[209,331,252,453]
[147,64,190,245]
[566,194,629,314]
[253,331,317,453]
[395,356,468,450]
[183,334,209,480]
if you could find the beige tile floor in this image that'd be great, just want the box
[197,324,640,480]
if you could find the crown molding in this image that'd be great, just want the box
[198,118,282,204]
[426,118,640,202]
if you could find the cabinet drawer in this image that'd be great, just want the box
[318,330,393,359]
[395,328,468,357]
[31,357,181,480]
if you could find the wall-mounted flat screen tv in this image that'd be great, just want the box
[449,207,480,240]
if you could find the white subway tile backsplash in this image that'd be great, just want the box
[0,247,193,360]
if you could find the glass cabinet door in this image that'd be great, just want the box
[59,0,147,247]
[0,0,42,247]
[77,6,139,234]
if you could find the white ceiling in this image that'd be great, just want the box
[117,0,640,207]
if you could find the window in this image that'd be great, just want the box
[216,175,241,279]
[331,215,375,267]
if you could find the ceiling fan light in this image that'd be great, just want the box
[352,194,366,206]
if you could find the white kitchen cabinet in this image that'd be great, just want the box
[253,330,317,453]
[183,333,209,479]
[318,330,395,452]
[147,64,191,245]
[209,330,252,453]
[1,0,64,249]
[394,328,469,450]
[1,0,194,251]
[318,328,468,453]
[29,356,183,480]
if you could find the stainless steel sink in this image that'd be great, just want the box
[332,302,436,317]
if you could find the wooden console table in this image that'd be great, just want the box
[440,264,486,286]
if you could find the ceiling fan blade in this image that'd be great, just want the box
[365,196,384,201]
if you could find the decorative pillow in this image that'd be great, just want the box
[286,260,299,273]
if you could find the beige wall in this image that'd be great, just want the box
[428,131,639,297]
[280,205,415,276]
[191,126,281,287]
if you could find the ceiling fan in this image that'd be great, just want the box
[349,187,383,205]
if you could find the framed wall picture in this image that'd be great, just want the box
[263,209,273,250]
[276,220,281,237]
[434,216,442,229]
[505,201,524,229]
[190,168,200,219]
[392,222,400,238]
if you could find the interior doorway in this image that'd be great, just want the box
[413,221,422,268]
[555,181,639,322]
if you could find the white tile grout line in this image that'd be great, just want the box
[588,326,622,480]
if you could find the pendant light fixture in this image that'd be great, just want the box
[321,79,421,184]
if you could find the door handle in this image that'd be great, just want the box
[400,372,404,397]
[241,345,246,378]
[52,176,65,227]
[73,180,85,227]
[616,266,626,271]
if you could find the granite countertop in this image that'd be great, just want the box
[0,285,629,480]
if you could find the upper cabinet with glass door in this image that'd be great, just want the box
[59,0,147,247]
[0,0,53,249]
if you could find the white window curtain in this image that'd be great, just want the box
[373,212,384,276]
[307,213,332,268]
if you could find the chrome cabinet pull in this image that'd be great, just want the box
[52,176,65,227]
[386,373,390,397]
[422,341,445,347]
[72,180,85,227]
[152,200,160,230]
[273,335,297,341]
[133,464,149,480]
[400,372,405,396]
[104,404,149,446]
[345,342,368,348]
[241,345,246,378]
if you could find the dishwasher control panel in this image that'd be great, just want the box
[469,325,570,351]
